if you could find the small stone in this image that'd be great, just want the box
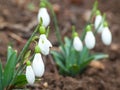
[43,82,48,88]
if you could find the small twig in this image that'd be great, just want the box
[0,18,38,33]
[8,31,26,43]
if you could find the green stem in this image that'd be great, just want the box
[16,25,39,63]
[81,0,98,41]
[8,25,39,89]
[18,54,34,75]
[44,0,63,47]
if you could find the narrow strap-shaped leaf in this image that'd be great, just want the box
[7,46,15,61]
[3,51,17,87]
[93,53,108,60]
[80,56,94,69]
[13,75,27,87]
[51,51,69,73]
[79,53,108,72]
[0,61,3,90]
[51,51,64,63]
[79,46,89,64]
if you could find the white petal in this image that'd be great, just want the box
[38,34,52,55]
[94,15,103,33]
[37,8,50,27]
[73,36,83,51]
[85,31,96,49]
[26,66,35,85]
[101,27,112,45]
[39,34,52,47]
[32,53,45,77]
[39,34,47,40]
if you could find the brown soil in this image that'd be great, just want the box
[0,0,120,90]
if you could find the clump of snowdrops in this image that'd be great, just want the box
[0,0,52,89]
[51,1,112,76]
[0,0,112,90]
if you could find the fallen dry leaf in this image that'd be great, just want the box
[89,60,105,70]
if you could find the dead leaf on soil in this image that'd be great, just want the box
[89,60,105,70]
[110,43,120,51]
[53,4,61,14]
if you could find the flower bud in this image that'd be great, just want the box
[101,27,112,45]
[85,31,96,49]
[26,61,35,85]
[32,53,45,77]
[73,36,83,51]
[94,10,103,33]
[38,8,50,27]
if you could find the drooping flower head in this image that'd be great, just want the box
[94,10,103,33]
[38,34,52,55]
[32,51,45,77]
[101,21,112,46]
[37,1,50,27]
[73,32,83,51]
[26,61,35,85]
[85,25,96,49]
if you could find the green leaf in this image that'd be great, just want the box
[51,51,68,73]
[79,53,108,72]
[63,37,71,57]
[79,46,89,63]
[93,53,109,60]
[3,48,17,87]
[13,75,27,87]
[7,46,14,61]
[69,64,80,76]
[0,61,3,90]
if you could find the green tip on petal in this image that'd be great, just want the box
[73,32,78,38]
[39,18,43,26]
[39,1,46,8]
[103,21,108,27]
[39,26,46,34]
[35,45,41,53]
[26,61,31,66]
[96,10,101,16]
[86,25,92,32]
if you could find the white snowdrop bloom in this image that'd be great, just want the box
[94,15,103,33]
[26,65,35,85]
[38,34,52,55]
[38,8,50,27]
[101,27,112,45]
[85,31,96,49]
[73,36,83,51]
[32,53,45,77]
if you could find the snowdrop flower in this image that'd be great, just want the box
[38,34,52,55]
[26,61,35,85]
[73,32,83,51]
[37,8,50,27]
[32,53,45,77]
[85,25,96,49]
[94,10,103,33]
[101,22,112,45]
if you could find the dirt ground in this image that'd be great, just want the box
[0,0,120,90]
